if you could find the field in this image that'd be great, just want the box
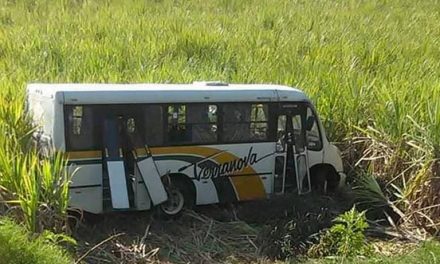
[1,0,440,262]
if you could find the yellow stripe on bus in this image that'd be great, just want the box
[134,147,148,157]
[66,150,102,160]
[151,146,266,200]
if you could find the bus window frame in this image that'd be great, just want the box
[63,102,322,151]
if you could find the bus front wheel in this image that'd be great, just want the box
[158,177,194,218]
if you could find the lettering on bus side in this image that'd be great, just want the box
[194,147,259,180]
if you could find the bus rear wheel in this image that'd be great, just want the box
[158,177,194,218]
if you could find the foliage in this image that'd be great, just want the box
[308,207,372,258]
[350,172,404,222]
[352,172,388,209]
[0,218,73,264]
[0,86,71,232]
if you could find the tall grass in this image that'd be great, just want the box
[0,0,440,231]
[0,87,70,232]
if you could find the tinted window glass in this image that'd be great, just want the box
[222,103,251,142]
[250,104,268,140]
[144,105,164,146]
[167,105,188,144]
[306,107,322,151]
[166,104,218,145]
[222,103,269,143]
[187,104,217,144]
[65,105,98,151]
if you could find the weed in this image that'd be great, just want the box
[308,207,373,258]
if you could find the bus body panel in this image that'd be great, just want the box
[68,163,102,187]
[151,142,276,203]
[192,178,220,205]
[308,148,324,167]
[133,180,152,210]
[69,186,103,214]
[67,162,103,214]
[53,92,66,150]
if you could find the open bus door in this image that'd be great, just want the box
[132,145,168,205]
[102,109,167,211]
[103,117,130,209]
[274,103,311,195]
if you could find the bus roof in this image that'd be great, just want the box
[26,83,311,104]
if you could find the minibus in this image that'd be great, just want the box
[26,82,345,216]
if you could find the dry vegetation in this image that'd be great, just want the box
[72,194,346,263]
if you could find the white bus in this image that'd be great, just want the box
[26,82,346,216]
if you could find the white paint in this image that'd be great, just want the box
[26,83,307,105]
[68,163,102,187]
[323,144,344,173]
[137,157,168,205]
[67,162,104,213]
[193,178,219,205]
[69,187,103,214]
[107,161,130,209]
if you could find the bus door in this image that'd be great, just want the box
[132,145,168,206]
[275,104,311,195]
[102,108,167,209]
[102,115,130,209]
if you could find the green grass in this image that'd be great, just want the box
[382,242,440,264]
[0,218,73,264]
[305,241,440,264]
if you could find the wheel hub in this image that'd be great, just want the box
[160,188,184,215]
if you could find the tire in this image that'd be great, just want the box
[158,177,195,218]
[312,168,339,194]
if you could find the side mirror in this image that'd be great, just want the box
[306,116,315,131]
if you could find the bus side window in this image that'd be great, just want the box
[222,103,251,142]
[167,105,187,144]
[144,105,164,146]
[65,105,96,151]
[72,106,83,135]
[306,107,322,151]
[187,104,217,144]
[221,103,270,143]
[250,104,268,140]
